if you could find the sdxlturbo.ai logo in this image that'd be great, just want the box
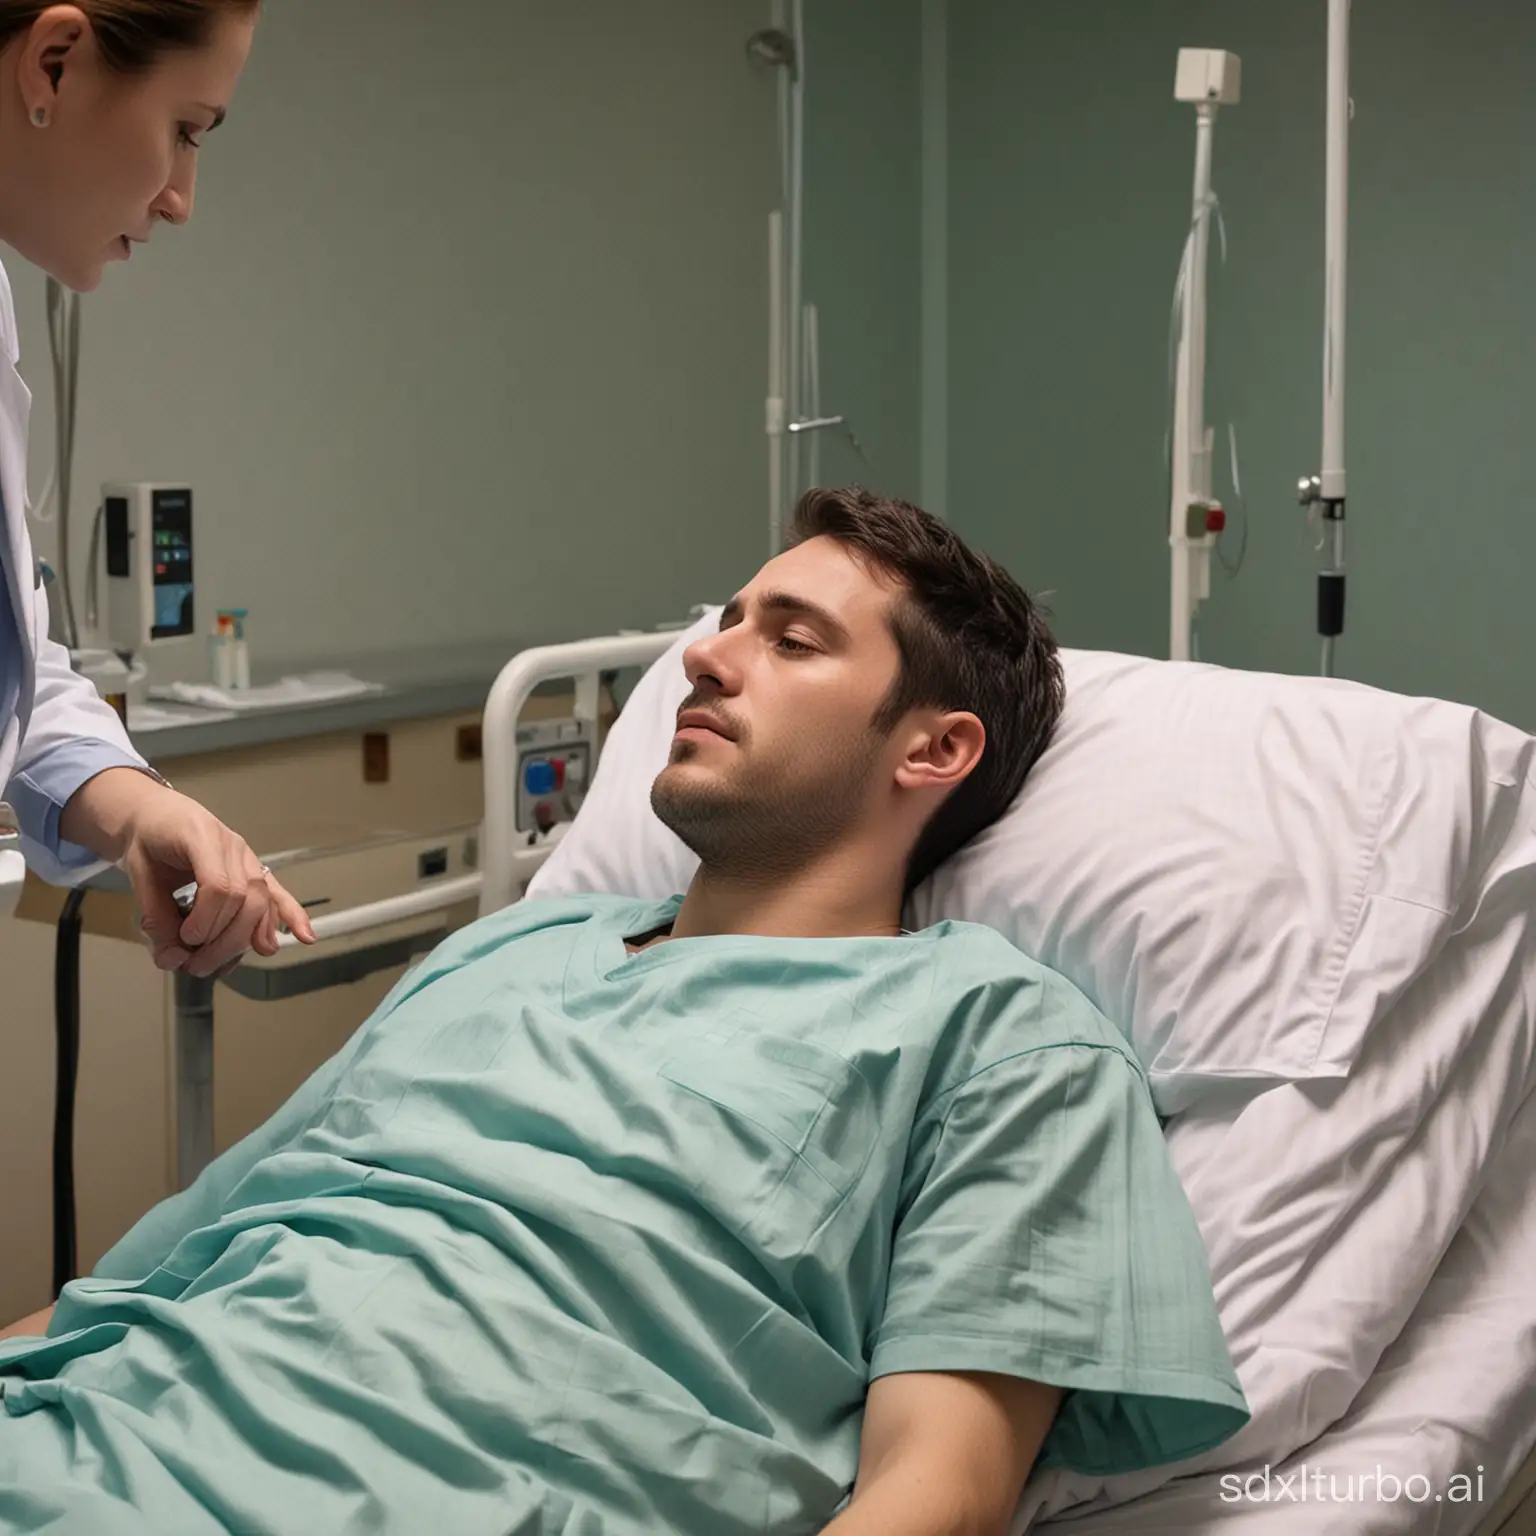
[1220,1466,1486,1506]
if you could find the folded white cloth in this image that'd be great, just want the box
[127,701,238,733]
[150,672,385,713]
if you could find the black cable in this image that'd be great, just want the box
[53,888,86,1299]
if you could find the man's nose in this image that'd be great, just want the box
[682,633,737,692]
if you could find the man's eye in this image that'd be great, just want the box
[178,126,203,149]
[777,636,815,655]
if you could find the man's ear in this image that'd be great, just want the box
[893,711,985,797]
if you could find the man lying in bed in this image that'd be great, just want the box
[0,487,1247,1535]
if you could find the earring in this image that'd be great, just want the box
[32,107,48,127]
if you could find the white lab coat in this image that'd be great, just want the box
[0,255,146,885]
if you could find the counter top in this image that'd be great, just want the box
[121,608,694,761]
[135,638,540,762]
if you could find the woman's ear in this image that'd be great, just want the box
[19,7,90,121]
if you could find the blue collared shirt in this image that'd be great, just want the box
[2,501,144,873]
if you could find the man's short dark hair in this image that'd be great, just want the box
[789,486,1065,893]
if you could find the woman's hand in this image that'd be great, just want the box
[59,769,316,976]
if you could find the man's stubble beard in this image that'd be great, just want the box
[650,730,885,882]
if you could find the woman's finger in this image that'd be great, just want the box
[268,875,316,945]
[187,878,270,977]
[184,844,267,970]
[153,944,193,972]
[126,850,187,960]
[179,835,249,950]
[250,907,280,958]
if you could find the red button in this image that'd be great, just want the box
[1206,507,1227,533]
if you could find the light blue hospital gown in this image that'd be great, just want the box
[0,895,1248,1534]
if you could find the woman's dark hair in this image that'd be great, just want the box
[789,485,1065,893]
[0,1,258,72]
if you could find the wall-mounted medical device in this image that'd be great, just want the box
[515,717,592,838]
[1174,46,1241,106]
[100,482,195,652]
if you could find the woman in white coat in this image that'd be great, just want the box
[0,0,314,973]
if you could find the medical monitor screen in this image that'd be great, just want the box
[151,488,194,640]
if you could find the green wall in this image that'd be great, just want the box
[944,0,1536,729]
[802,0,925,504]
[30,0,1527,728]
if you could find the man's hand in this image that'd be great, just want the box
[0,1305,54,1342]
[60,769,316,976]
[823,1371,1061,1536]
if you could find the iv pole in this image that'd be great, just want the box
[1298,0,1351,677]
[1168,49,1240,663]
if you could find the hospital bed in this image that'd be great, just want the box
[196,614,1536,1535]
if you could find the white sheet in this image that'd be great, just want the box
[1015,775,1536,1524]
[1029,1068,1536,1534]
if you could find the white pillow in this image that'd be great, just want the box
[529,610,1532,1110]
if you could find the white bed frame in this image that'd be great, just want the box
[275,629,677,947]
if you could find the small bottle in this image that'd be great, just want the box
[229,609,250,690]
[210,611,236,690]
